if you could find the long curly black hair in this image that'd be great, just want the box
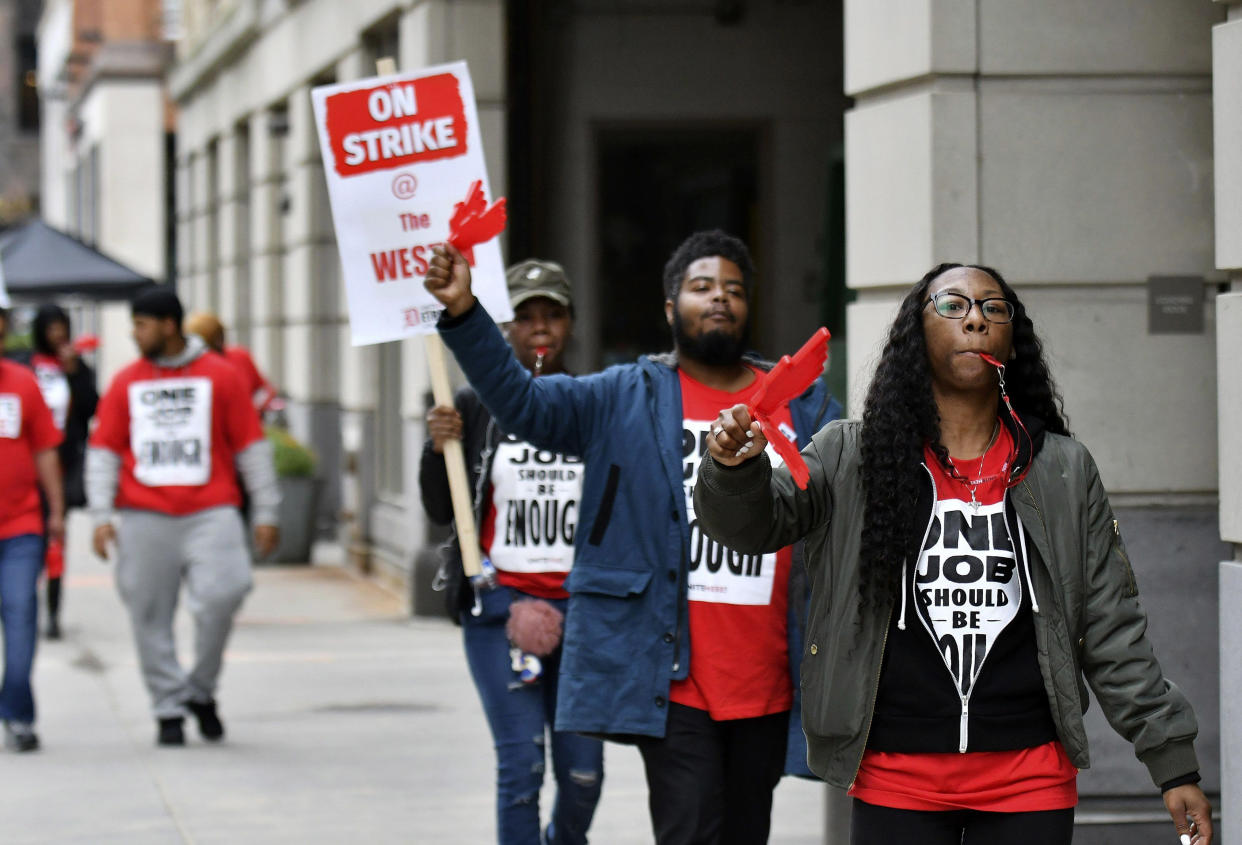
[858,263,1069,613]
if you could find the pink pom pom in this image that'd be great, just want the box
[506,599,564,657]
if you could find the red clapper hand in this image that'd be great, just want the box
[447,180,507,266]
[747,327,832,490]
[72,334,100,353]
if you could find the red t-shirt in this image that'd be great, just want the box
[223,346,276,412]
[851,423,1077,812]
[89,351,264,516]
[478,436,581,599]
[0,359,63,539]
[669,368,794,720]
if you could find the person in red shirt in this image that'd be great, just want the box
[425,231,841,844]
[86,288,280,747]
[30,303,99,640]
[183,311,278,415]
[0,307,64,753]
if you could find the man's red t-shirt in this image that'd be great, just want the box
[850,423,1077,812]
[669,368,795,720]
[0,359,63,539]
[223,346,276,412]
[90,351,264,516]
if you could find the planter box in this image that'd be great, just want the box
[264,476,321,564]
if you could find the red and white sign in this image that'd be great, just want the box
[312,62,511,346]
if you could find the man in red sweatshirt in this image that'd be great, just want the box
[87,288,280,746]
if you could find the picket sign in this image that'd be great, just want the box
[373,56,481,579]
[312,57,510,344]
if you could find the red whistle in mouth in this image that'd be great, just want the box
[979,353,1004,369]
[447,180,507,266]
[747,327,831,490]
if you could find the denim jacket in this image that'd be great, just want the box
[438,303,841,774]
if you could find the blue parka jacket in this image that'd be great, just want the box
[439,303,841,774]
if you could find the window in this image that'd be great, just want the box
[76,145,99,246]
[16,36,38,131]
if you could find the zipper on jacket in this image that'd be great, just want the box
[959,694,970,752]
[922,464,978,753]
[672,520,686,674]
[848,606,892,790]
[643,365,687,676]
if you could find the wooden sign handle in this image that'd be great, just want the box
[424,333,484,578]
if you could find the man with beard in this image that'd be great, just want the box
[86,287,279,746]
[425,230,841,844]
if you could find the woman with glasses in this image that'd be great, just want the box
[691,263,1212,844]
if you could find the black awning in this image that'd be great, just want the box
[0,218,155,301]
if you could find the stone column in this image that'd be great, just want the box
[335,46,380,575]
[1214,1,1242,836]
[190,138,213,311]
[282,82,342,538]
[174,148,196,300]
[247,107,286,387]
[215,129,243,332]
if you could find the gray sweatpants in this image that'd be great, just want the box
[115,506,253,719]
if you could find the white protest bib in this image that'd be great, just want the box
[34,362,70,432]
[915,498,1021,696]
[486,438,580,573]
[0,394,21,439]
[682,418,790,606]
[128,378,213,487]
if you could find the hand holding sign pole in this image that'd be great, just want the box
[746,327,831,490]
[425,178,507,586]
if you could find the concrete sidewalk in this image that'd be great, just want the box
[0,515,826,844]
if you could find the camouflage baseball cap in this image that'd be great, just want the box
[505,259,573,309]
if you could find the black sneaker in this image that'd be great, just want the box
[45,618,61,640]
[3,721,39,752]
[186,699,225,741]
[157,717,185,746]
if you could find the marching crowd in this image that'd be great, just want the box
[0,228,1213,844]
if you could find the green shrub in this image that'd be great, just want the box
[265,425,317,478]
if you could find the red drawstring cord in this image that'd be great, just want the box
[979,353,1033,488]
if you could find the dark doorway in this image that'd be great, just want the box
[595,127,760,366]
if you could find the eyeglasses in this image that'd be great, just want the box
[925,292,1015,324]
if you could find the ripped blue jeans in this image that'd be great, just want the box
[462,589,604,845]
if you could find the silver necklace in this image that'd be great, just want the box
[944,421,1001,513]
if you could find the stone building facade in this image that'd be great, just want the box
[48,0,1242,839]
